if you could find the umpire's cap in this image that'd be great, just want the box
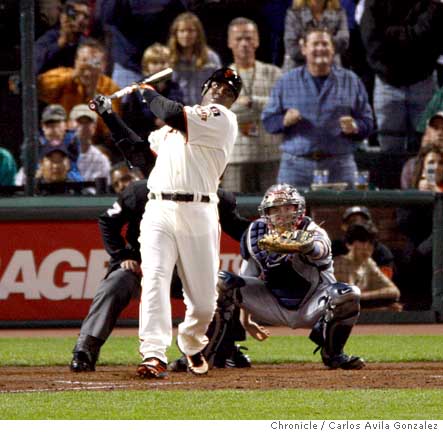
[201,67,242,100]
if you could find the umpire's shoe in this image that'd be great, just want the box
[224,345,251,368]
[186,352,209,375]
[137,357,169,379]
[321,350,365,370]
[70,351,96,372]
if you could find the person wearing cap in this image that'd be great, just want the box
[69,104,111,191]
[401,112,443,189]
[16,104,82,186]
[416,83,443,140]
[38,104,80,162]
[334,222,402,311]
[34,146,85,195]
[332,205,395,279]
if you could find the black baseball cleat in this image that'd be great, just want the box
[186,352,209,375]
[137,357,169,379]
[70,351,96,372]
[225,345,251,368]
[168,355,188,372]
[322,351,365,370]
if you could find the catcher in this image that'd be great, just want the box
[216,183,365,370]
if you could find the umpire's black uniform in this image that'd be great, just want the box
[72,179,250,369]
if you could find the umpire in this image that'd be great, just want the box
[70,178,251,371]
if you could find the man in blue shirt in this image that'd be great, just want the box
[35,0,90,74]
[262,28,374,188]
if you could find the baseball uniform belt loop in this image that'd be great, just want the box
[149,192,210,203]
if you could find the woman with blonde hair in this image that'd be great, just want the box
[168,12,221,105]
[283,0,349,71]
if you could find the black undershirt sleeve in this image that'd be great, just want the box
[101,111,143,143]
[144,90,186,133]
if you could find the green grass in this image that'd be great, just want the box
[0,389,442,419]
[1,335,442,366]
[0,334,443,419]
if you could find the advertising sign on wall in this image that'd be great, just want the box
[0,220,242,322]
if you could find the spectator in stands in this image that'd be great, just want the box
[282,0,349,72]
[0,147,17,186]
[339,0,374,104]
[187,0,260,65]
[37,38,120,148]
[411,144,443,194]
[360,0,443,153]
[110,162,143,194]
[334,223,402,311]
[35,0,62,39]
[332,206,395,279]
[69,104,111,188]
[35,0,91,74]
[98,0,187,88]
[34,146,86,195]
[396,143,443,310]
[416,87,443,143]
[168,12,222,106]
[222,17,282,194]
[16,104,82,186]
[401,112,443,189]
[259,0,292,67]
[121,43,184,141]
[262,28,373,188]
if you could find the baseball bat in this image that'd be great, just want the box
[88,67,173,110]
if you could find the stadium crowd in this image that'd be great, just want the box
[2,0,443,311]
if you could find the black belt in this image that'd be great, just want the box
[299,152,335,161]
[150,192,210,203]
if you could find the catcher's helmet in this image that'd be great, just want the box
[258,184,306,233]
[201,67,242,100]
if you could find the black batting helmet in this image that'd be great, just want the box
[201,67,242,100]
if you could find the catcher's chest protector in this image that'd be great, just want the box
[246,219,311,309]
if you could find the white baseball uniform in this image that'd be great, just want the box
[138,103,238,363]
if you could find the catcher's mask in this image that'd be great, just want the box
[258,183,306,234]
[201,67,242,100]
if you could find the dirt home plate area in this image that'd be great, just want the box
[1,325,443,393]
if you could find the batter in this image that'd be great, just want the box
[135,68,242,377]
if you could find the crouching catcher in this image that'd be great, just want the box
[216,183,365,370]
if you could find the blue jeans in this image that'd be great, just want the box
[277,153,357,189]
[374,75,436,153]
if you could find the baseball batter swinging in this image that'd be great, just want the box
[95,68,241,378]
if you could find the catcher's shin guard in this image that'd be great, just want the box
[309,283,365,369]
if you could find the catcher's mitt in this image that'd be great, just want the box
[258,229,314,254]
